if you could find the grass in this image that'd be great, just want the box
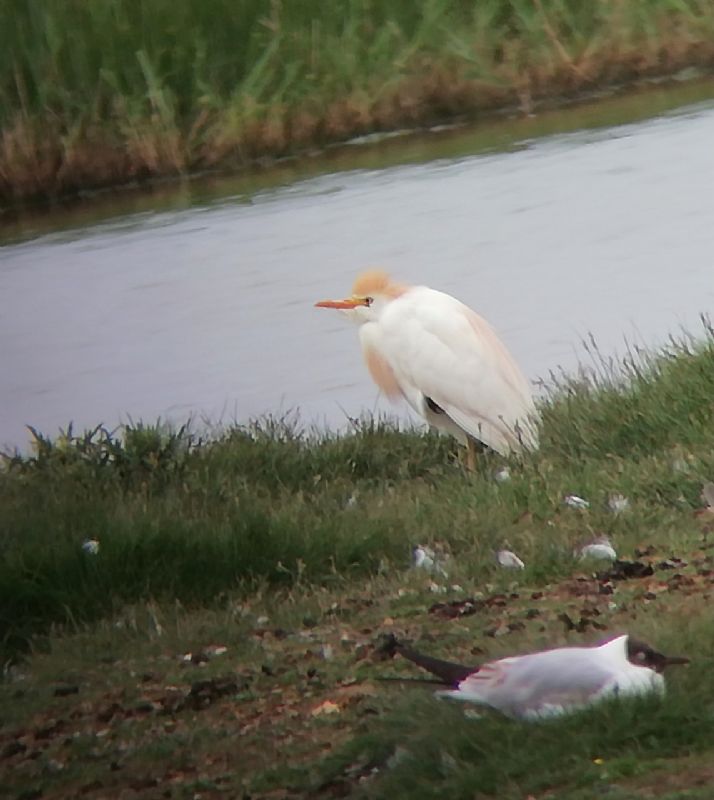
[3,328,714,796]
[332,680,714,798]
[2,329,714,660]
[2,0,714,204]
[0,417,457,656]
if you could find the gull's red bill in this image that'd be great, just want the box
[662,655,690,666]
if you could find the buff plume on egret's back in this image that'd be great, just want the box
[315,269,538,459]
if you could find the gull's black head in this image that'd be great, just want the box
[626,637,690,674]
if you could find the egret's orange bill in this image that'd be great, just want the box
[315,298,363,309]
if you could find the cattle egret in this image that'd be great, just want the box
[382,634,688,720]
[315,270,537,466]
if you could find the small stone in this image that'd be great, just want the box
[311,700,340,717]
[607,494,630,514]
[564,495,590,510]
[496,549,525,569]
[413,545,449,577]
[578,536,617,562]
[204,645,228,659]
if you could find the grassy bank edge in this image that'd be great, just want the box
[2,327,714,663]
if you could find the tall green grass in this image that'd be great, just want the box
[2,0,714,202]
[0,418,454,658]
[2,331,714,662]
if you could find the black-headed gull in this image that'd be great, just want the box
[382,634,688,720]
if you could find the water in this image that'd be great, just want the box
[2,81,714,451]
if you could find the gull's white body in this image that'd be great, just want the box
[441,635,664,719]
[357,284,537,454]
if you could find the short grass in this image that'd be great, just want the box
[3,328,714,797]
[3,0,714,203]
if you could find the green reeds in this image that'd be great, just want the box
[1,0,714,203]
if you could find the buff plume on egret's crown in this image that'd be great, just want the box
[315,270,538,463]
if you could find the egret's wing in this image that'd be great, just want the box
[378,288,537,453]
[449,307,538,450]
[447,649,615,718]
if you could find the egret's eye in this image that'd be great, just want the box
[636,651,647,662]
[364,296,374,307]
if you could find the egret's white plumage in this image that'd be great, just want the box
[386,634,688,720]
[316,270,537,457]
